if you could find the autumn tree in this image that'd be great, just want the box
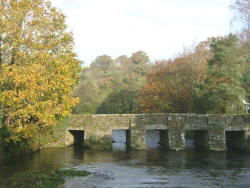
[196,34,245,114]
[231,0,250,102]
[139,40,209,113]
[114,55,129,66]
[90,55,114,71]
[130,50,151,76]
[0,0,80,152]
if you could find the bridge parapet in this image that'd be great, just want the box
[67,113,250,151]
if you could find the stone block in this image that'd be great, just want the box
[168,115,185,151]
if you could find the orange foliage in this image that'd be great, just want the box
[139,43,210,113]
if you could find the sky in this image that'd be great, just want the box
[51,0,234,65]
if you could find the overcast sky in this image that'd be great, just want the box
[51,0,234,65]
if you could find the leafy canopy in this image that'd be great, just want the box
[0,0,80,149]
[139,40,209,113]
[197,34,245,114]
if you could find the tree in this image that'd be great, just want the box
[114,55,128,66]
[130,50,151,76]
[232,0,250,103]
[139,40,210,113]
[131,50,150,65]
[73,80,101,114]
[0,0,80,151]
[231,0,250,30]
[237,31,250,102]
[73,51,150,115]
[96,89,141,114]
[243,69,250,101]
[197,34,245,114]
[90,55,114,71]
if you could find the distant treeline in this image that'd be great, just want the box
[73,0,249,115]
[73,33,249,114]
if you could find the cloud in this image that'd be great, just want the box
[51,0,233,64]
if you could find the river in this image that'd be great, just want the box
[0,146,250,188]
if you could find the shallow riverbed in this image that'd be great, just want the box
[1,146,250,188]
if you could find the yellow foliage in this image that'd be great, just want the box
[0,0,81,146]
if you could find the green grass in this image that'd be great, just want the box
[0,169,90,188]
[56,169,90,177]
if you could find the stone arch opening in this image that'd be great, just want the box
[68,130,84,146]
[146,129,169,149]
[112,129,131,150]
[226,131,246,151]
[185,130,208,149]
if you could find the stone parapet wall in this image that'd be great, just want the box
[67,113,250,151]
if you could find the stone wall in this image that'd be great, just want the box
[67,113,250,151]
[67,114,133,148]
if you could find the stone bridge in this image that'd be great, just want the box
[66,114,250,151]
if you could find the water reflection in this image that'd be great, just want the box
[1,147,250,187]
[112,130,127,151]
[146,130,160,148]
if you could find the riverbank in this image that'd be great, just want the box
[0,118,69,162]
[0,169,90,188]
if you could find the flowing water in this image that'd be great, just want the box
[1,146,250,188]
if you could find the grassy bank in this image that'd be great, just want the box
[0,169,90,188]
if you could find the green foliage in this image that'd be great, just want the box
[73,80,104,114]
[56,169,90,177]
[238,31,250,102]
[131,50,150,65]
[0,169,89,188]
[73,51,150,114]
[131,50,151,76]
[195,34,245,114]
[36,117,69,148]
[96,89,141,114]
[0,126,30,157]
[0,117,68,157]
[243,70,250,101]
[90,55,114,70]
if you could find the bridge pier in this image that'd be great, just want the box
[131,128,147,149]
[168,116,185,151]
[208,128,226,151]
[247,131,250,152]
[208,116,227,151]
